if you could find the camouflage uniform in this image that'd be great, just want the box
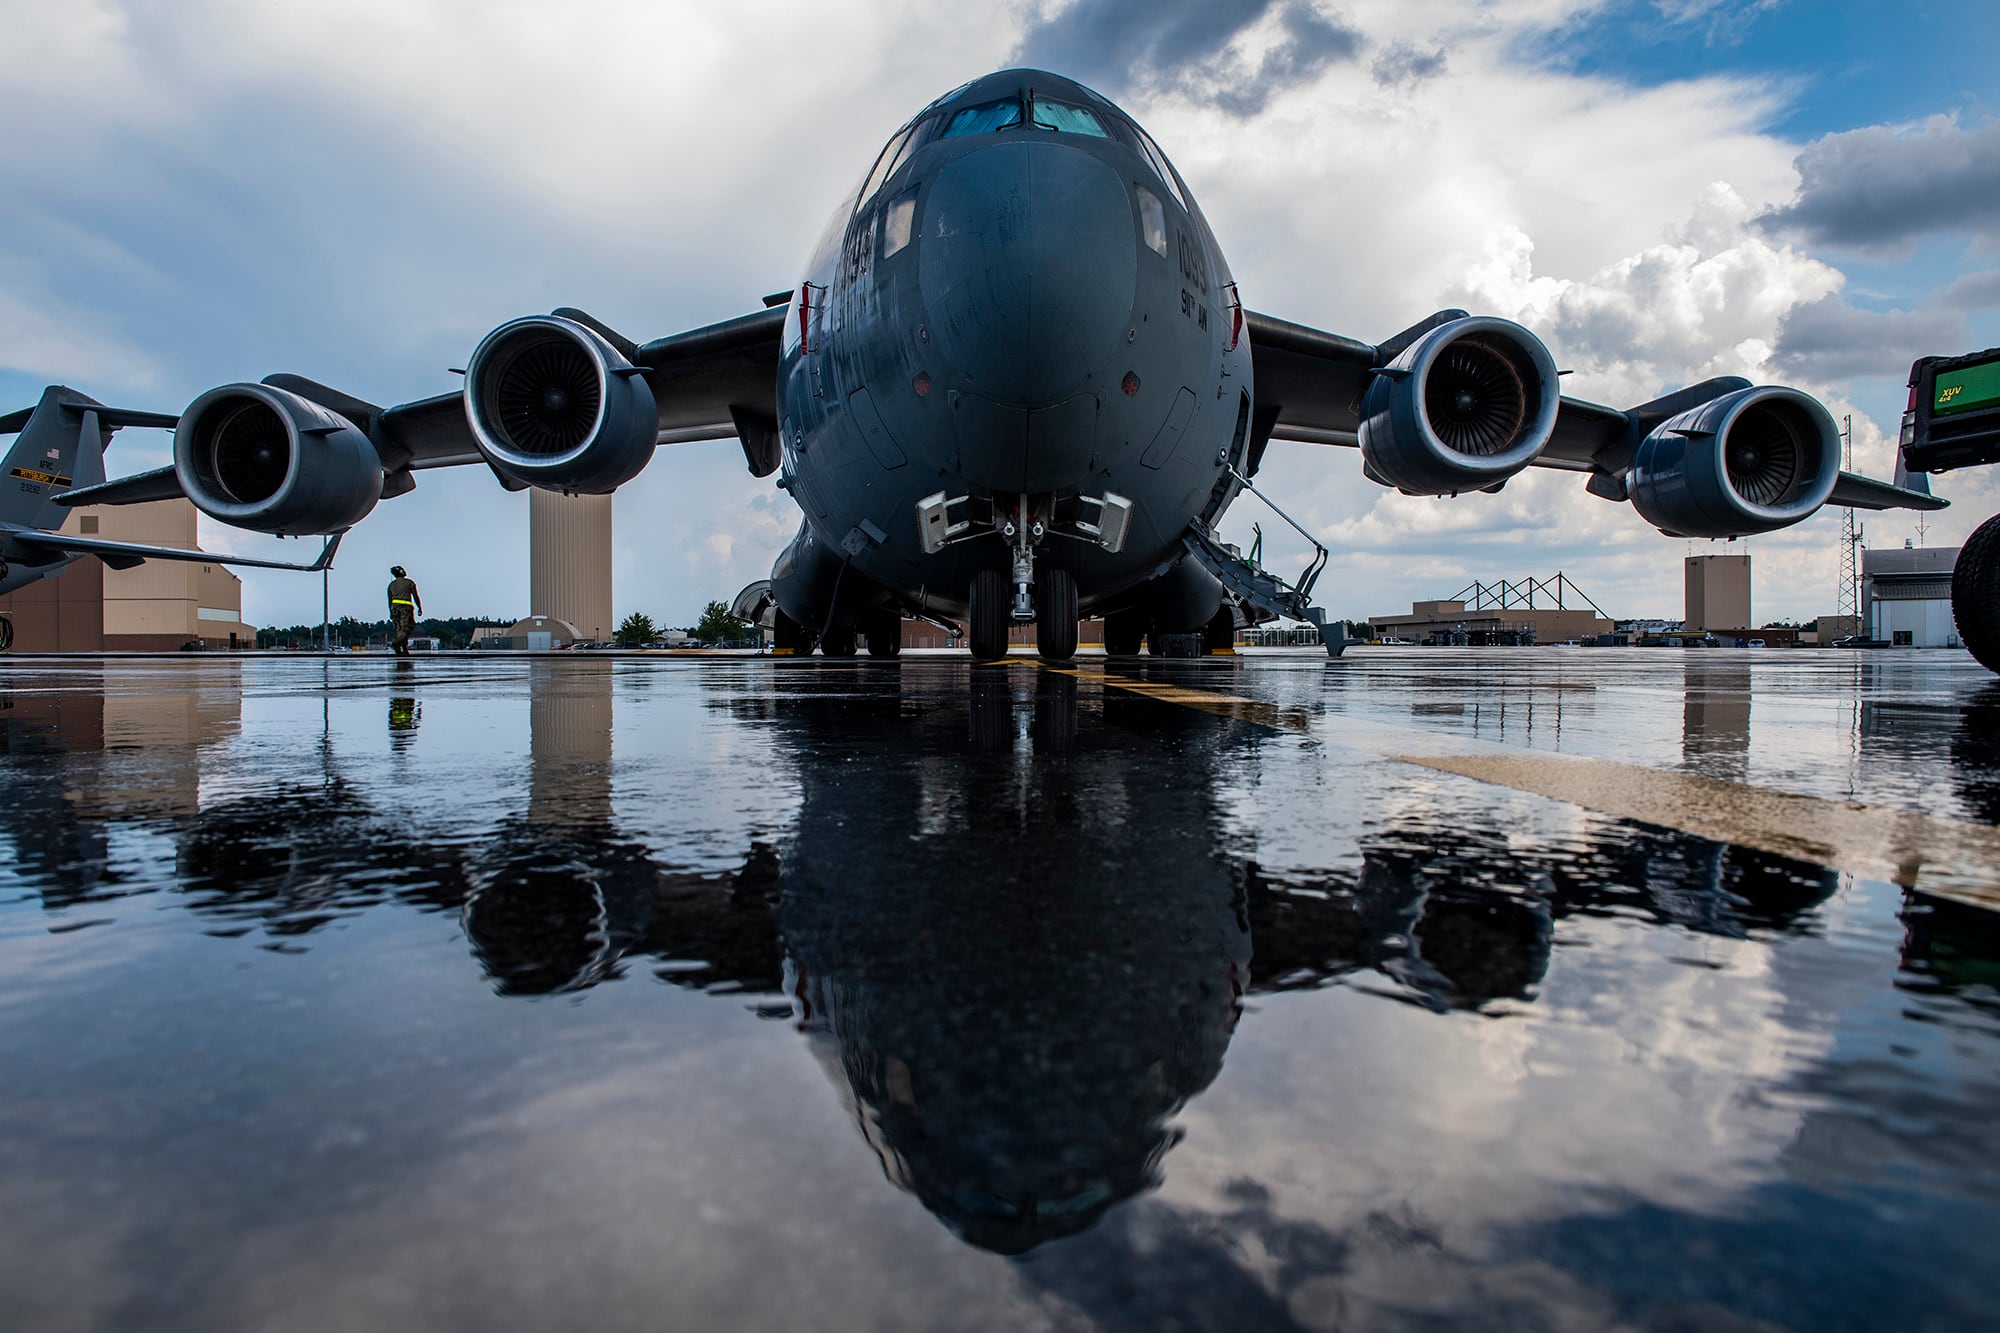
[388,573,421,655]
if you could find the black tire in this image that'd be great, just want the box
[773,609,817,657]
[1103,610,1144,657]
[1204,605,1237,655]
[969,569,1010,662]
[865,611,901,658]
[821,623,858,658]
[0,615,12,654]
[1036,567,1078,662]
[1955,513,2000,673]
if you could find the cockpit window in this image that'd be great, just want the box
[1133,129,1188,209]
[1030,98,1108,137]
[939,98,1022,138]
[857,114,942,209]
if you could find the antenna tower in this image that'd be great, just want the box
[1835,414,1862,628]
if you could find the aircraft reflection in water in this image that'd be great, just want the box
[6,666,1969,1256]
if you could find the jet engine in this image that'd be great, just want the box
[463,315,658,493]
[1357,317,1560,495]
[174,383,382,534]
[1627,386,1840,538]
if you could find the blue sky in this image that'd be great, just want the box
[2,0,1997,629]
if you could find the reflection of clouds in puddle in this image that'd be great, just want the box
[1153,897,1846,1324]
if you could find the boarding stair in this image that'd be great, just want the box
[1183,463,1347,657]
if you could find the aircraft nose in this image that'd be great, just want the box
[918,139,1139,409]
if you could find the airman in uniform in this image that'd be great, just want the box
[387,565,423,656]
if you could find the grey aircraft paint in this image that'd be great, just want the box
[766,70,1252,652]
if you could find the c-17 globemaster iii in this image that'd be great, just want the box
[27,69,1944,661]
[0,386,338,651]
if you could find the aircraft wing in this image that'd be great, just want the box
[7,528,340,572]
[372,305,789,471]
[1248,307,1721,473]
[59,301,790,509]
[1245,307,1945,511]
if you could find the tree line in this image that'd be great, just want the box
[257,615,512,650]
[259,601,758,650]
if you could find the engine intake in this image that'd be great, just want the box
[1628,387,1840,538]
[1357,317,1560,495]
[464,315,658,493]
[175,384,381,534]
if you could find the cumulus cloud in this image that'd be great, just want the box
[1772,294,1970,381]
[1445,185,1842,405]
[6,0,1994,631]
[1759,116,2000,254]
[1371,41,1449,87]
[1012,0,1364,115]
[1939,270,2000,311]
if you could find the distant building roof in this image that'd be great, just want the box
[506,616,580,639]
[1863,546,1956,578]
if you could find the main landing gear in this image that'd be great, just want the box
[773,609,817,657]
[1955,513,2000,672]
[776,607,905,658]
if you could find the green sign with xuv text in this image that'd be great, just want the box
[1936,355,2000,416]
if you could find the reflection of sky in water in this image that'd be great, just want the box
[0,653,1996,1329]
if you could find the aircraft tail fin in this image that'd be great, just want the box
[0,387,177,533]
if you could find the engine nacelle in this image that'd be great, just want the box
[464,316,658,493]
[1628,386,1840,538]
[1357,316,1560,495]
[174,384,382,534]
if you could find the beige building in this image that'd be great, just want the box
[1370,598,1613,645]
[0,499,256,652]
[530,490,613,644]
[1685,554,1751,634]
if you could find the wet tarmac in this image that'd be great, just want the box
[2,647,1998,1330]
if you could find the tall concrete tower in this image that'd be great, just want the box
[530,490,614,642]
[1685,553,1751,632]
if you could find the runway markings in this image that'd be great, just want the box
[1054,661,2000,911]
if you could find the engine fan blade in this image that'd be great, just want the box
[496,341,602,456]
[1724,414,1802,506]
[1425,340,1526,456]
[209,401,291,504]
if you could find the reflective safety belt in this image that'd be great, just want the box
[391,599,415,606]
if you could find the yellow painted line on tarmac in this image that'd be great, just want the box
[1050,661,2000,910]
[1039,662,1313,734]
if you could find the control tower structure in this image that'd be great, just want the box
[530,490,613,644]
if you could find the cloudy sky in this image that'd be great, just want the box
[3,0,1996,630]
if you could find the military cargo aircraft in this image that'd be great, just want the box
[31,69,1944,661]
[0,386,338,650]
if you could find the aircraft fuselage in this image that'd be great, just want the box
[769,70,1252,636]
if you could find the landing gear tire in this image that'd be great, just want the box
[1204,605,1237,655]
[0,615,12,654]
[773,609,817,657]
[821,624,858,658]
[969,569,1010,663]
[865,611,902,658]
[1103,610,1144,657]
[1953,512,2000,673]
[1036,568,1078,662]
